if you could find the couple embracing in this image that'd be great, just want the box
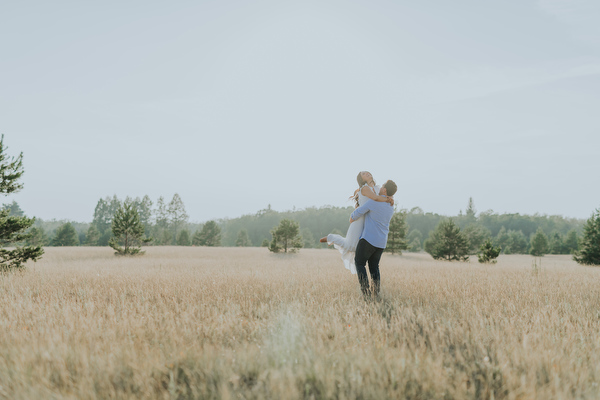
[320,171,397,300]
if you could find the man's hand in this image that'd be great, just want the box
[387,196,395,207]
[349,217,355,223]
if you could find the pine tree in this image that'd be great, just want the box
[529,228,549,257]
[478,239,501,263]
[176,229,191,246]
[424,218,470,261]
[386,210,408,255]
[2,200,24,216]
[0,136,44,270]
[51,223,79,246]
[573,209,600,266]
[85,225,100,246]
[235,229,252,247]
[269,219,302,253]
[193,221,221,247]
[108,200,149,255]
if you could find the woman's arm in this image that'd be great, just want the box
[361,186,394,205]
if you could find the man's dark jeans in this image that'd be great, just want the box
[354,238,383,298]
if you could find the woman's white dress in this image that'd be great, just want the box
[327,184,380,274]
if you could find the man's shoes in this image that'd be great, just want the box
[319,237,328,243]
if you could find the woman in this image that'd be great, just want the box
[320,171,393,274]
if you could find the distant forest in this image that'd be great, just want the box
[5,195,585,255]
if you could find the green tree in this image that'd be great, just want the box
[464,197,477,225]
[176,229,191,246]
[269,219,302,253]
[25,226,48,247]
[0,136,44,270]
[463,224,490,254]
[478,239,501,264]
[564,229,579,254]
[407,230,423,252]
[529,228,549,257]
[548,231,566,254]
[386,210,408,255]
[193,221,221,247]
[261,238,269,247]
[507,230,528,254]
[136,195,153,233]
[300,228,314,249]
[108,200,149,255]
[235,228,252,247]
[85,225,100,246]
[573,209,600,266]
[51,223,80,246]
[2,200,24,216]
[168,193,189,240]
[424,218,470,261]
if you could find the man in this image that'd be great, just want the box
[349,180,397,299]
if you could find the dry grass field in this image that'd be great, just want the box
[1,247,599,399]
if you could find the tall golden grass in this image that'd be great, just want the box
[1,247,599,399]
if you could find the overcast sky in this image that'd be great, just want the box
[2,0,599,222]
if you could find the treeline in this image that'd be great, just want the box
[406,200,584,255]
[11,196,585,254]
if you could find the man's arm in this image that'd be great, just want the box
[350,201,373,223]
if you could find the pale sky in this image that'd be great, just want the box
[2,0,599,222]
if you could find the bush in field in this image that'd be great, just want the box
[529,228,549,257]
[52,223,79,246]
[269,219,302,253]
[109,201,150,256]
[424,219,470,261]
[193,221,221,247]
[573,209,600,266]
[478,239,501,263]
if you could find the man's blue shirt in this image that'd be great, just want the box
[350,199,394,249]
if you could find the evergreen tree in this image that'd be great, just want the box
[108,200,149,255]
[176,229,191,246]
[193,221,221,247]
[573,209,600,266]
[2,200,24,216]
[235,228,252,247]
[51,223,79,246]
[269,219,302,253]
[0,136,44,270]
[424,218,470,261]
[529,228,549,256]
[85,225,100,246]
[261,239,269,247]
[386,210,409,255]
[478,239,501,263]
[564,229,579,254]
[465,197,477,225]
